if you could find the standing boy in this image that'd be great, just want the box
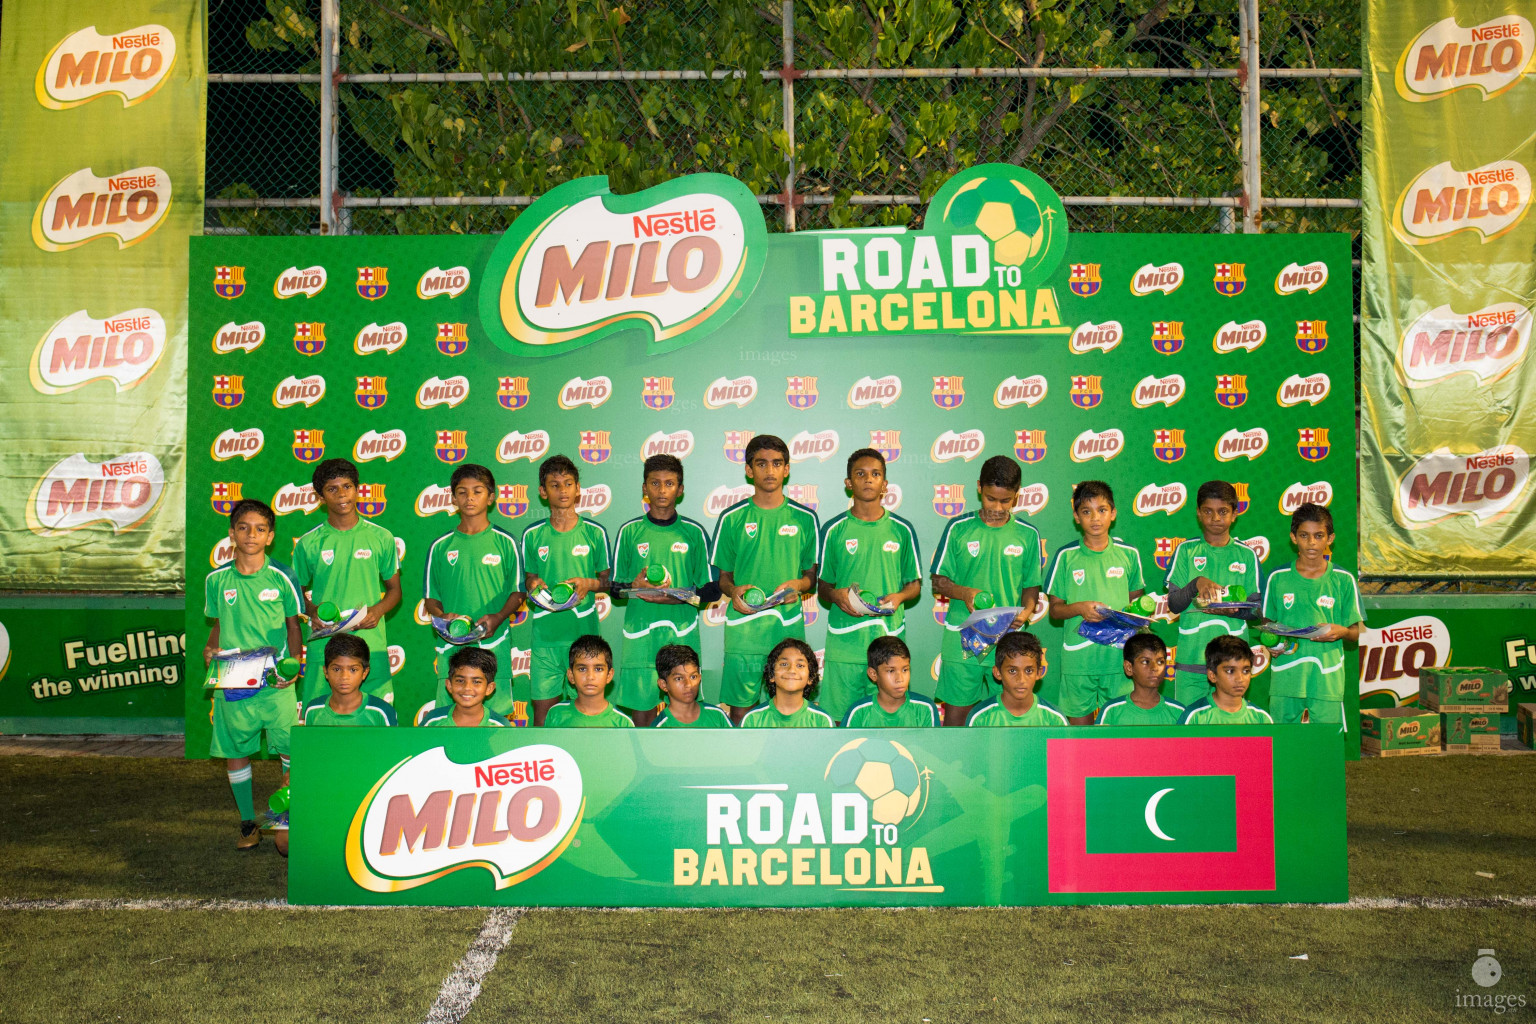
[966,631,1069,726]
[203,498,305,849]
[1045,480,1146,725]
[842,636,940,728]
[1262,503,1363,728]
[1164,480,1263,707]
[817,448,922,723]
[712,435,819,724]
[1096,633,1185,725]
[1180,635,1274,725]
[521,455,611,726]
[293,458,401,703]
[930,455,1043,726]
[611,454,716,725]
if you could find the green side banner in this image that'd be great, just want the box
[1359,1,1536,574]
[0,1,204,589]
[289,727,1347,906]
[1357,594,1536,711]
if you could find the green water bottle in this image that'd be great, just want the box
[859,589,882,610]
[973,591,995,611]
[547,582,575,606]
[645,564,669,586]
[448,617,472,638]
[275,656,301,680]
[1226,584,1248,603]
[743,585,767,607]
[316,601,339,623]
[268,786,290,814]
[1126,593,1158,615]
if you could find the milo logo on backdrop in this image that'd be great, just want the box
[1358,615,1452,705]
[36,24,178,109]
[789,164,1069,338]
[480,173,767,356]
[1393,445,1531,529]
[1395,15,1534,103]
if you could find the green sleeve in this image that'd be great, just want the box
[519,524,538,589]
[278,564,303,617]
[900,523,920,584]
[930,518,959,577]
[1020,523,1043,589]
[378,526,400,580]
[1262,581,1281,622]
[589,522,611,574]
[818,520,844,586]
[1044,546,1067,598]
[1342,571,1364,626]
[800,511,818,573]
[687,522,711,587]
[612,521,635,582]
[1128,545,1146,592]
[291,534,313,587]
[1165,541,1188,590]
[202,572,220,618]
[711,510,737,573]
[500,531,522,596]
[424,536,444,602]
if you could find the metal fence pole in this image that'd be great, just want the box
[1238,0,1263,233]
[319,0,340,234]
[781,1,797,232]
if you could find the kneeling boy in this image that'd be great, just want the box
[1179,634,1274,725]
[543,635,634,728]
[842,636,939,728]
[652,644,733,728]
[740,638,835,728]
[418,647,512,727]
[1096,633,1184,725]
[299,634,398,726]
[967,631,1068,726]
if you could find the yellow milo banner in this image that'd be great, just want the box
[0,2,204,589]
[1360,1,1536,574]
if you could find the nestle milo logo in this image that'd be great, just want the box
[1457,679,1487,694]
[480,173,766,357]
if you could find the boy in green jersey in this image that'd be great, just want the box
[612,454,718,725]
[817,449,923,723]
[930,455,1044,727]
[843,636,939,728]
[544,635,634,728]
[203,499,305,849]
[1164,480,1263,706]
[299,634,398,726]
[522,455,611,725]
[1045,481,1146,725]
[967,631,1068,727]
[1180,635,1273,725]
[1262,503,1363,728]
[712,435,819,723]
[292,458,401,704]
[1096,633,1185,726]
[652,644,733,728]
[740,638,836,728]
[418,647,511,728]
[421,464,524,719]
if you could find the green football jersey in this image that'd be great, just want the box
[543,701,635,728]
[292,519,400,654]
[966,696,1069,727]
[711,497,819,654]
[1179,698,1274,725]
[300,695,397,726]
[842,694,939,728]
[520,517,611,648]
[1044,539,1147,675]
[1262,562,1364,701]
[418,705,511,727]
[1165,538,1263,644]
[653,705,734,728]
[424,524,522,649]
[930,512,1044,627]
[612,513,712,647]
[203,558,303,656]
[739,700,836,728]
[817,510,922,663]
[1095,695,1186,726]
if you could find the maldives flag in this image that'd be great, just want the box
[1047,736,1274,893]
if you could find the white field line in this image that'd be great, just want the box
[423,908,524,1024]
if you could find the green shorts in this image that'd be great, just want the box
[720,653,767,709]
[612,667,663,713]
[1169,668,1211,709]
[210,687,298,759]
[1270,694,1345,728]
[530,646,571,702]
[934,631,997,708]
[819,661,874,725]
[300,643,393,704]
[1058,672,1133,719]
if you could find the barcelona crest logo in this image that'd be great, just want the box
[933,484,966,518]
[212,374,245,408]
[1296,319,1328,354]
[723,430,751,464]
[294,321,326,356]
[356,483,387,517]
[1213,263,1246,296]
[931,376,964,410]
[356,266,389,300]
[355,375,389,409]
[292,429,325,462]
[869,429,902,463]
[1014,429,1047,464]
[1232,482,1251,515]
[786,375,819,410]
[1153,428,1186,463]
[435,429,468,465]
[1069,263,1101,298]
[214,265,246,299]
[436,322,469,357]
[1298,427,1330,462]
[498,376,530,411]
[1154,537,1184,572]
[578,430,612,464]
[643,376,675,411]
[1070,375,1103,409]
[497,483,529,518]
[211,481,243,515]
[1151,320,1185,355]
[786,484,819,511]
[1215,374,1248,408]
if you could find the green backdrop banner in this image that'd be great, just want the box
[1358,594,1536,712]
[0,1,204,590]
[185,169,1355,755]
[289,726,1347,907]
[1359,1,1536,574]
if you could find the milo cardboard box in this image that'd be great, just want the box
[1360,707,1441,757]
[1517,703,1536,750]
[1441,711,1501,753]
[1419,666,1512,713]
